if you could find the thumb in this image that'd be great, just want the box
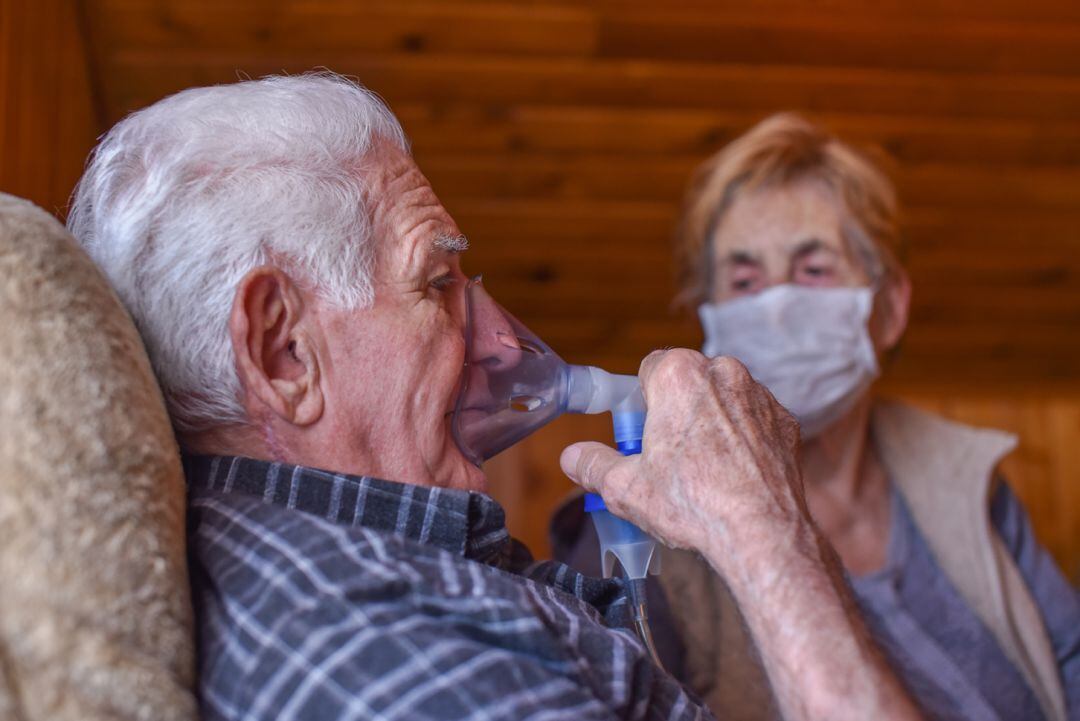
[560,442,625,494]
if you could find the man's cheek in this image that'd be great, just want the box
[435,332,466,378]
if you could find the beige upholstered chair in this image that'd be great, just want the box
[0,193,197,720]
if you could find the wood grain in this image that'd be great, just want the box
[0,0,98,218]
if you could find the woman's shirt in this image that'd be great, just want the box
[850,484,1079,720]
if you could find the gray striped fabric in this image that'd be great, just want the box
[184,455,711,721]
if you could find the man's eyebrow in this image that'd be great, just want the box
[433,232,469,254]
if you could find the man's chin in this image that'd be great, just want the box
[434,443,488,493]
[449,453,488,492]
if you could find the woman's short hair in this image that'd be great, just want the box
[675,113,903,307]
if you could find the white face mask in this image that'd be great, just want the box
[698,284,879,439]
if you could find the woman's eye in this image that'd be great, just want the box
[730,272,761,294]
[795,263,837,286]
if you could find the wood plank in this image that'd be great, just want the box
[1042,400,1080,578]
[418,154,1080,211]
[89,0,1080,76]
[0,0,99,217]
[397,104,1080,166]
[87,0,596,57]
[99,52,1080,124]
[54,4,99,213]
[597,12,1080,76]
[587,0,1080,25]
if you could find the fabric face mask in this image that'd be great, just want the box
[698,284,879,439]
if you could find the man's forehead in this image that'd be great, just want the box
[365,144,466,269]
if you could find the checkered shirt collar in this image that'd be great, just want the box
[182,454,511,564]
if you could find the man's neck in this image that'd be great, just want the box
[181,422,271,460]
[180,418,488,493]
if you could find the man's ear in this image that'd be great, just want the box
[871,268,912,352]
[230,266,324,426]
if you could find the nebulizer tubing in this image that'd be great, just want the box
[451,277,664,667]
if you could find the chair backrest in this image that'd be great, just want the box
[0,193,197,721]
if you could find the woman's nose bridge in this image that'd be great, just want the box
[761,250,793,287]
[761,275,786,290]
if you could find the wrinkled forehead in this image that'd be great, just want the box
[364,141,464,276]
[710,179,850,261]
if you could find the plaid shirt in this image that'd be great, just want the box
[185,455,712,721]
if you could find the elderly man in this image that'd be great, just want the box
[68,74,920,721]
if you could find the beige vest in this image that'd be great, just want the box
[658,401,1067,721]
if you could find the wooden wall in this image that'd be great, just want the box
[0,0,99,217]
[6,1,1078,577]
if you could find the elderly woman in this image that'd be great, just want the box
[553,114,1078,721]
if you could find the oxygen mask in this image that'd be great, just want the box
[451,275,643,465]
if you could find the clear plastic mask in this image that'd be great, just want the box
[451,276,574,465]
[451,276,644,466]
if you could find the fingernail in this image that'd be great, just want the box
[560,445,581,481]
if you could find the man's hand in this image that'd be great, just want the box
[560,349,923,721]
[561,349,808,582]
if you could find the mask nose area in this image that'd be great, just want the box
[451,276,571,466]
[467,279,527,374]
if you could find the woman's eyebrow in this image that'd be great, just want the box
[721,249,761,267]
[791,238,838,259]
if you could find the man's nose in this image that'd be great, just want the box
[467,281,526,372]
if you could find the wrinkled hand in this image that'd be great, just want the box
[561,349,924,721]
[561,349,810,570]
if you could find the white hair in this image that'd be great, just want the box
[67,72,409,433]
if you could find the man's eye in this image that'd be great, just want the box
[430,274,457,291]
